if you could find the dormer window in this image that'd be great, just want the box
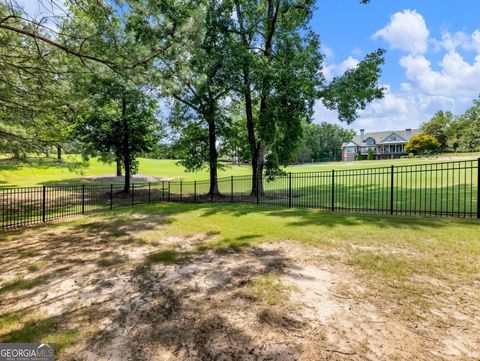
[366,137,375,145]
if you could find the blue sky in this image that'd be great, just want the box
[312,0,480,132]
[17,0,480,134]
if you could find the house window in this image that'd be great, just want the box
[345,146,356,153]
[366,138,375,145]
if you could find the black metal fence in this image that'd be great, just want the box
[1,159,479,230]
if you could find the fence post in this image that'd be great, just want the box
[131,183,135,207]
[288,172,292,208]
[81,185,85,215]
[110,184,113,210]
[168,181,171,201]
[390,165,394,215]
[162,180,165,200]
[231,176,234,203]
[477,158,480,219]
[331,170,335,212]
[194,181,197,202]
[42,186,46,222]
[180,181,183,201]
[147,182,151,204]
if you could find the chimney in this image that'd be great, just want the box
[406,128,411,138]
[360,129,365,142]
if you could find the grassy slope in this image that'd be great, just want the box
[0,152,479,187]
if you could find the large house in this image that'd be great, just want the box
[342,128,420,161]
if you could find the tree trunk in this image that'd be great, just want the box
[56,145,62,160]
[45,146,49,158]
[235,0,264,196]
[235,0,278,196]
[124,152,131,193]
[207,114,219,195]
[252,142,264,195]
[121,95,130,193]
[116,156,122,177]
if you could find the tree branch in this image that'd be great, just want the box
[0,22,116,69]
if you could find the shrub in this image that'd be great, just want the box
[367,149,374,160]
[405,134,440,155]
[356,150,362,161]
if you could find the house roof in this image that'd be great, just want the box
[342,129,420,148]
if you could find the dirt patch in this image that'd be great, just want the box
[0,227,479,360]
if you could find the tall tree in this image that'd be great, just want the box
[74,77,159,192]
[232,0,385,195]
[140,0,237,195]
[453,97,480,150]
[295,122,355,162]
[0,0,170,155]
[420,110,453,151]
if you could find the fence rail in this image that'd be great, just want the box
[1,159,479,230]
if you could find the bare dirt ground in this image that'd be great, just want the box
[0,220,479,360]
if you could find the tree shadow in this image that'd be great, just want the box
[0,211,306,360]
[187,202,472,230]
[84,245,300,360]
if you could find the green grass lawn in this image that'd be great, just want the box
[1,202,479,358]
[1,152,479,187]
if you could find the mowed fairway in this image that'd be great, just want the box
[0,152,479,187]
[0,203,479,360]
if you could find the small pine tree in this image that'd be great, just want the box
[356,150,362,161]
[367,148,374,160]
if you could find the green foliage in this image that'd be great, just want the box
[453,97,480,150]
[405,134,440,154]
[0,0,386,193]
[171,119,210,172]
[74,76,160,189]
[295,122,354,162]
[221,103,251,164]
[321,49,386,124]
[420,111,453,150]
[367,148,374,160]
[356,150,362,161]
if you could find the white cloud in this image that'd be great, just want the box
[314,76,477,133]
[336,9,480,132]
[322,45,335,62]
[463,29,480,53]
[313,86,421,132]
[431,30,469,52]
[323,56,360,81]
[400,51,480,98]
[373,9,429,54]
